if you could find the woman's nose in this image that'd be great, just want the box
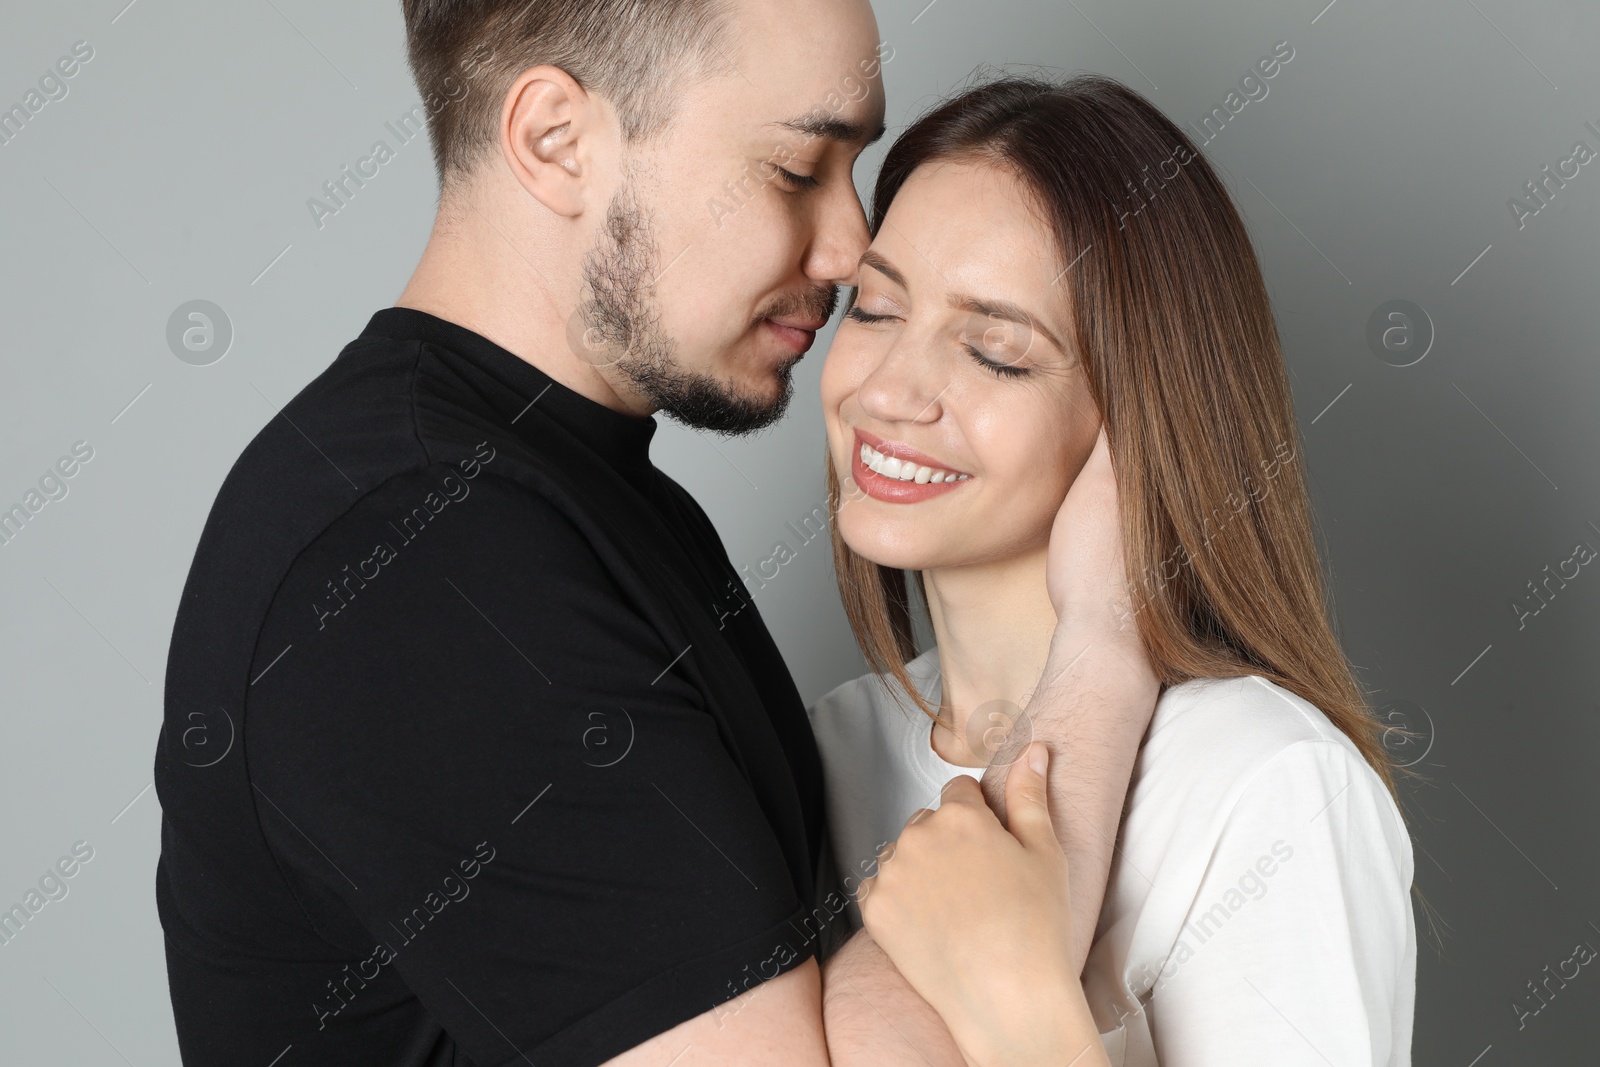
[855,342,948,426]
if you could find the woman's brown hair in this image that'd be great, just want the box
[827,71,1402,798]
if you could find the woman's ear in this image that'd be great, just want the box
[498,64,605,218]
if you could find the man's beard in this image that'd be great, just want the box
[577,171,834,436]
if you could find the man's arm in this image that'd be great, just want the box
[600,960,833,1066]
[983,425,1161,975]
[820,929,967,1066]
[980,623,1160,975]
[816,427,1160,1060]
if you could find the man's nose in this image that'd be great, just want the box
[803,180,872,287]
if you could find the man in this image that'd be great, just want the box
[153,1,1157,1064]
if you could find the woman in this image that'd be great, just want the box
[807,73,1416,1065]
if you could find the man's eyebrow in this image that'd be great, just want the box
[861,250,1065,353]
[770,115,887,148]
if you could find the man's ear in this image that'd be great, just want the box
[499,65,603,218]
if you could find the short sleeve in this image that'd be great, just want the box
[245,468,813,1066]
[809,826,858,962]
[1146,739,1416,1066]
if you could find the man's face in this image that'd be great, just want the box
[580,0,888,434]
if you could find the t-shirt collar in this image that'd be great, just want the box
[358,306,659,478]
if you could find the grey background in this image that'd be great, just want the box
[1,0,1595,1062]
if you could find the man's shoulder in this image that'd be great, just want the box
[202,329,427,553]
[189,321,579,602]
[165,323,599,700]
[651,468,725,544]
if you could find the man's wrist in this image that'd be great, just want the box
[1039,623,1159,707]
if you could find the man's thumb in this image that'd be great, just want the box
[1004,741,1058,852]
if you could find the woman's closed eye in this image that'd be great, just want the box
[965,341,1029,378]
[845,305,895,324]
[847,306,1031,379]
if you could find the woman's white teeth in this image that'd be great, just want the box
[859,442,968,483]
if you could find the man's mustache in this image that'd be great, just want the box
[760,285,839,327]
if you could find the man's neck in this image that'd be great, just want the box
[922,546,1058,766]
[395,190,647,418]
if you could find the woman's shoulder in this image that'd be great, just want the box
[1145,673,1373,777]
[1131,674,1406,848]
[807,648,940,734]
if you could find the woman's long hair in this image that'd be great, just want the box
[827,71,1402,798]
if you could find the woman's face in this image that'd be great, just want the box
[821,159,1100,572]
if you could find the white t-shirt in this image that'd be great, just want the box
[807,646,1415,1066]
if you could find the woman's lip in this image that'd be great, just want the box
[850,429,971,504]
[853,427,965,475]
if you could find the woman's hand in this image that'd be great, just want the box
[857,743,1110,1067]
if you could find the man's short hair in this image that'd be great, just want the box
[402,0,738,188]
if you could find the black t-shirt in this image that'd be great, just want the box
[153,307,835,1066]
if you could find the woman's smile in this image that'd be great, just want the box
[851,427,972,503]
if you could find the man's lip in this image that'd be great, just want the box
[762,319,817,354]
[853,427,966,475]
[765,315,829,332]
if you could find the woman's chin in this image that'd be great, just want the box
[838,518,944,573]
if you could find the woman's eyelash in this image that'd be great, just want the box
[965,344,1029,378]
[847,307,1029,378]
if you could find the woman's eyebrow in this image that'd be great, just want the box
[948,295,1064,353]
[859,249,907,288]
[860,249,1064,353]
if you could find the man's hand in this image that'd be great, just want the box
[1045,425,1146,642]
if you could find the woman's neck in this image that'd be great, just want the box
[922,545,1058,766]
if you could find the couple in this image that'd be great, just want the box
[151,0,1415,1065]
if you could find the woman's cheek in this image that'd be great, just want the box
[818,335,862,411]
[984,423,1074,546]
